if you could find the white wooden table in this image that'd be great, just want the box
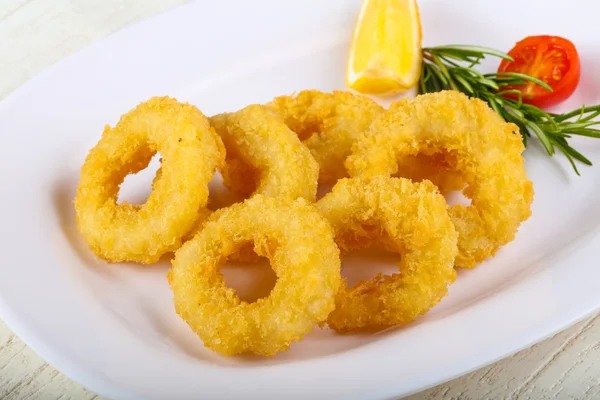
[1,1,599,399]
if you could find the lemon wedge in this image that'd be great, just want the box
[347,0,423,96]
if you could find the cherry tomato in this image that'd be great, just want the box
[498,35,581,109]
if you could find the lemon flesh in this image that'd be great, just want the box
[347,0,422,96]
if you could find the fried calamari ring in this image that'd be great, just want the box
[209,104,319,201]
[316,176,458,333]
[74,96,225,264]
[268,90,384,183]
[168,195,341,356]
[347,90,534,268]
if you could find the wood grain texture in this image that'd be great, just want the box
[406,316,599,400]
[0,1,597,399]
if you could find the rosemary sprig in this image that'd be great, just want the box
[419,45,600,175]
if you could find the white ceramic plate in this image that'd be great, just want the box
[1,0,600,398]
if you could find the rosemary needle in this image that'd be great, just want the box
[419,45,600,175]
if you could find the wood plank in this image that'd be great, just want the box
[408,317,598,399]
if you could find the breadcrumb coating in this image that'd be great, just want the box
[221,89,465,192]
[317,176,458,332]
[168,195,341,356]
[347,91,534,268]
[74,96,225,264]
[210,104,319,201]
[268,90,384,183]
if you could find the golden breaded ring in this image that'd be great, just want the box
[268,90,384,183]
[168,195,341,356]
[74,96,225,264]
[316,176,458,333]
[210,104,319,201]
[346,90,534,268]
